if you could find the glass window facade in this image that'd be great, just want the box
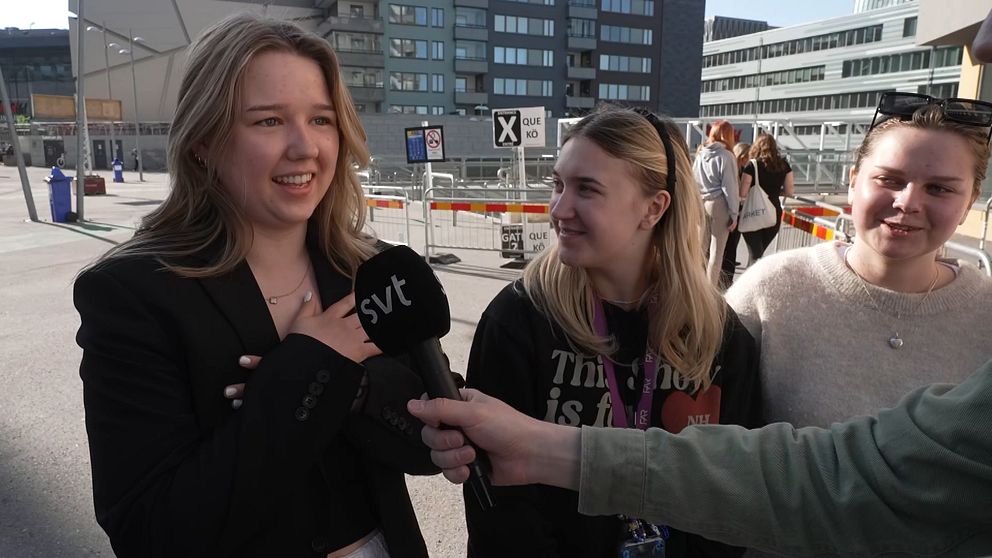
[702,65,825,93]
[341,66,384,88]
[701,89,890,117]
[389,38,428,59]
[390,72,428,91]
[703,24,883,68]
[494,47,554,66]
[389,4,428,26]
[567,18,596,38]
[454,40,487,60]
[841,46,962,78]
[599,54,651,73]
[601,0,653,16]
[495,15,555,36]
[598,83,650,101]
[600,24,652,45]
[493,78,553,96]
[454,7,487,28]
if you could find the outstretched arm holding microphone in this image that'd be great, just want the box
[409,358,992,557]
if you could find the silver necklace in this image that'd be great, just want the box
[265,261,311,305]
[846,256,939,349]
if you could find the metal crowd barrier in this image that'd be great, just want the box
[362,185,412,247]
[422,186,552,259]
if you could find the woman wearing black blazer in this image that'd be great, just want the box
[74,14,435,558]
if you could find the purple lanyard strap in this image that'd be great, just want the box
[591,295,657,430]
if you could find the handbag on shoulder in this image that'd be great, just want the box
[737,159,777,233]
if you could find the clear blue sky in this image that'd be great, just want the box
[704,0,855,28]
[5,0,858,32]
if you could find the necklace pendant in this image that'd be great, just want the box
[888,333,904,349]
[268,297,278,305]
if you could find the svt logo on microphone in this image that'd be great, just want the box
[359,274,412,324]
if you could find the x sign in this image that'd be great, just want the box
[493,110,522,147]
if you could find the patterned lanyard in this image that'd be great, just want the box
[591,295,658,430]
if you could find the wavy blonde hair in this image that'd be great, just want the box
[90,13,376,277]
[523,105,727,391]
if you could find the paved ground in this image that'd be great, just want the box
[0,166,520,557]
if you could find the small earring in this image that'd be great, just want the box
[192,152,207,168]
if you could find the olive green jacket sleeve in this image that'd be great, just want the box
[578,360,992,557]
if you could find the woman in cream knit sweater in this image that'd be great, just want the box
[727,98,992,428]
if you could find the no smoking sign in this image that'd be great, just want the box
[404,125,446,163]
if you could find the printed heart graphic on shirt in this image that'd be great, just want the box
[660,386,722,434]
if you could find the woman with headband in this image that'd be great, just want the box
[461,105,762,558]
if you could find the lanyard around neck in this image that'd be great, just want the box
[591,295,658,430]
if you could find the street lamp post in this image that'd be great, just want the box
[87,22,119,165]
[110,31,144,181]
[100,24,117,161]
[75,0,87,218]
[128,30,143,181]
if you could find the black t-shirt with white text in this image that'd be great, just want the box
[464,281,763,558]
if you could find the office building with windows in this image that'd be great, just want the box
[703,16,771,43]
[0,28,74,118]
[699,0,961,139]
[70,0,704,122]
[323,0,705,117]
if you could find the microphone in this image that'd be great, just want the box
[355,245,495,510]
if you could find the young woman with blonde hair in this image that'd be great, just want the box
[74,13,435,558]
[463,105,762,558]
[694,120,741,285]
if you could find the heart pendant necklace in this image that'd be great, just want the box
[846,255,939,350]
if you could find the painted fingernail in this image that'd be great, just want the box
[231,399,243,410]
[224,386,238,398]
[303,291,313,303]
[238,355,252,367]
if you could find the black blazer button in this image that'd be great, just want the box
[308,381,325,396]
[381,406,393,420]
[302,394,318,409]
[396,417,408,430]
[294,407,310,421]
[316,369,331,383]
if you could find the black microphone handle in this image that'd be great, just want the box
[409,338,495,510]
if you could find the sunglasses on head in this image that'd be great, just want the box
[870,92,992,141]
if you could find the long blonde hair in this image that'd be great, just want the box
[90,13,376,277]
[523,106,727,390]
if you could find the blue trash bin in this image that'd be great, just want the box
[47,167,73,223]
[112,158,124,183]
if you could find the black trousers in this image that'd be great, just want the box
[720,223,781,288]
[743,225,779,261]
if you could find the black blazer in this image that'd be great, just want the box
[74,242,438,558]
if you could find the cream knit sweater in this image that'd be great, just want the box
[726,241,992,427]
